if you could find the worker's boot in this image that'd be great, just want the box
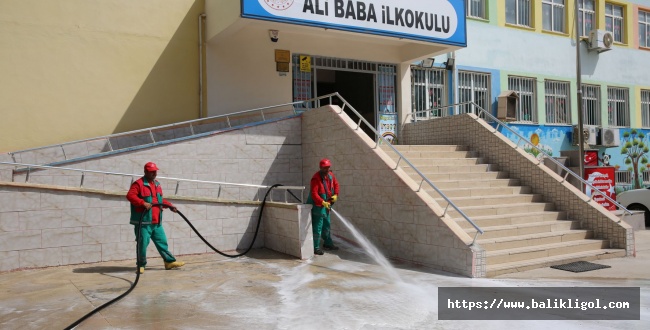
[314,249,324,255]
[323,245,339,251]
[164,261,185,270]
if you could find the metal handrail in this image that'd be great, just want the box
[0,161,305,203]
[5,97,322,163]
[405,101,478,122]
[409,102,633,220]
[320,93,484,245]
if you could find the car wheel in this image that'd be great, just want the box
[626,204,650,228]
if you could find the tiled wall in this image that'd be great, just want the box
[302,106,482,277]
[0,183,310,272]
[401,114,634,255]
[7,118,303,202]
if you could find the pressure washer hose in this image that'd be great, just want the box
[64,184,290,330]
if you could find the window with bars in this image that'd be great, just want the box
[642,90,650,128]
[467,0,487,19]
[581,84,601,126]
[411,67,447,119]
[457,71,491,118]
[640,10,650,48]
[578,0,596,37]
[616,170,632,185]
[607,87,630,127]
[506,0,532,27]
[542,0,566,33]
[644,171,650,184]
[508,76,537,123]
[544,80,570,124]
[606,3,624,43]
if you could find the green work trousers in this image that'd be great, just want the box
[312,206,334,250]
[134,224,176,267]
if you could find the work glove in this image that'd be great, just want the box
[331,195,338,203]
[321,201,331,209]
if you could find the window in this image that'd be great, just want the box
[581,84,601,126]
[544,80,570,124]
[641,90,650,127]
[457,71,491,119]
[578,0,596,37]
[411,67,447,119]
[607,87,630,127]
[508,76,537,123]
[506,0,532,27]
[605,3,624,43]
[640,10,650,48]
[467,0,487,19]
[543,0,566,33]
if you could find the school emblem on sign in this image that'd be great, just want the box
[263,0,294,10]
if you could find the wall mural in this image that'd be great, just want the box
[499,125,650,194]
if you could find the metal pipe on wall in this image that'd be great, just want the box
[198,13,206,118]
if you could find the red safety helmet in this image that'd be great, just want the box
[319,158,331,168]
[144,162,159,172]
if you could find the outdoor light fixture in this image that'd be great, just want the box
[444,57,455,70]
[419,58,435,68]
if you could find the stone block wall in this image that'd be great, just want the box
[401,114,633,255]
[0,183,309,272]
[302,106,482,277]
[7,117,303,203]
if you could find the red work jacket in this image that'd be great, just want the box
[309,170,340,207]
[126,178,174,224]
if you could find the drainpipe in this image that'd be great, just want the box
[198,13,206,118]
[448,51,457,114]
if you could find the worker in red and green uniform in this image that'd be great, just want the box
[307,158,340,255]
[126,162,185,274]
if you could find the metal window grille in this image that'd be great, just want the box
[543,0,566,33]
[578,0,596,37]
[508,76,537,123]
[467,0,486,19]
[642,90,650,128]
[640,11,650,48]
[411,67,447,119]
[458,71,491,119]
[506,0,532,27]
[641,171,650,184]
[616,170,632,185]
[292,54,313,110]
[606,3,624,43]
[607,86,630,127]
[581,84,601,126]
[545,80,571,124]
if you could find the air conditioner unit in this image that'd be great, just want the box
[600,127,620,147]
[588,29,613,53]
[572,125,598,146]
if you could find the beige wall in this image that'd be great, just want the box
[0,0,205,152]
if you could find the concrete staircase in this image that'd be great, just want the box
[382,144,626,277]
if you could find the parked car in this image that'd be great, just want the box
[617,188,650,227]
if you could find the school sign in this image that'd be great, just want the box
[241,0,467,46]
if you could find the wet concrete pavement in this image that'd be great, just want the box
[1,231,649,329]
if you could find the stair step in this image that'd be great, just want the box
[397,158,484,166]
[387,150,479,159]
[409,171,510,181]
[487,239,609,265]
[466,221,579,240]
[431,178,522,189]
[434,194,544,207]
[402,164,492,173]
[486,249,626,277]
[433,186,531,198]
[454,211,567,228]
[448,202,556,217]
[383,145,469,152]
[476,230,592,251]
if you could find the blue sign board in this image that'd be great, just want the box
[242,0,467,47]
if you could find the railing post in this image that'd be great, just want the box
[261,110,266,121]
[61,145,67,160]
[189,123,195,136]
[25,167,30,183]
[149,130,156,143]
[226,116,232,128]
[175,181,180,195]
[107,138,114,151]
[80,172,85,187]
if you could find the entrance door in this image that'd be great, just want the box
[315,69,376,139]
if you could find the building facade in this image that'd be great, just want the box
[411,0,650,192]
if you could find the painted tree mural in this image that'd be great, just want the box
[621,129,649,189]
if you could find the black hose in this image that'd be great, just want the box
[64,184,285,329]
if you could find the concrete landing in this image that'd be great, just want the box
[1,231,648,329]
